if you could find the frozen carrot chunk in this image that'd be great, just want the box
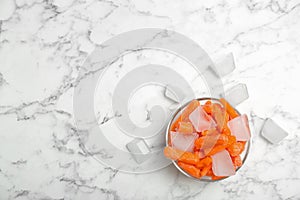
[227,142,244,157]
[220,98,239,119]
[164,147,199,165]
[177,122,194,134]
[178,161,201,178]
[202,100,213,115]
[211,103,229,132]
[170,100,200,131]
[200,164,212,177]
[204,144,227,156]
[181,99,200,121]
[196,156,212,168]
[232,155,243,168]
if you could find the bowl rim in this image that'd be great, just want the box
[165,97,252,182]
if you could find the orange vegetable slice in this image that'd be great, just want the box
[204,144,227,156]
[228,135,237,145]
[211,175,226,180]
[181,99,200,121]
[195,134,229,151]
[211,103,229,132]
[200,164,212,177]
[232,155,242,168]
[164,147,199,165]
[226,142,244,157]
[178,161,201,178]
[196,156,212,168]
[170,100,200,131]
[220,98,239,119]
[164,146,183,160]
[177,122,194,134]
[202,100,213,115]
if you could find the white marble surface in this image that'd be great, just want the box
[1,0,300,199]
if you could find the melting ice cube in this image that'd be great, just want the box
[261,118,288,144]
[189,106,216,132]
[227,114,251,141]
[224,83,249,106]
[215,52,236,77]
[170,131,198,152]
[212,150,236,176]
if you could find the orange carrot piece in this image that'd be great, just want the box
[178,161,201,178]
[179,152,200,165]
[170,100,200,131]
[177,122,194,134]
[222,125,231,135]
[200,164,212,177]
[205,144,227,156]
[228,135,237,145]
[206,168,214,176]
[211,175,226,180]
[164,146,183,160]
[201,128,218,137]
[196,156,212,168]
[232,155,242,168]
[164,147,199,165]
[220,98,239,119]
[170,117,181,131]
[239,141,246,152]
[201,130,209,136]
[195,134,229,151]
[227,142,244,157]
[202,100,213,115]
[181,99,200,121]
[212,103,228,132]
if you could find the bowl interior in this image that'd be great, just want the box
[166,97,251,182]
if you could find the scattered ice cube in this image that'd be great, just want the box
[164,85,185,103]
[189,106,216,132]
[170,131,198,152]
[224,83,249,106]
[212,150,236,176]
[261,118,288,144]
[126,138,151,164]
[228,114,251,141]
[215,53,236,77]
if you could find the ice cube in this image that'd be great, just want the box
[126,138,151,164]
[164,85,185,103]
[212,150,236,176]
[261,118,288,144]
[170,131,198,152]
[215,53,236,77]
[189,106,216,132]
[227,114,251,141]
[224,83,249,106]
